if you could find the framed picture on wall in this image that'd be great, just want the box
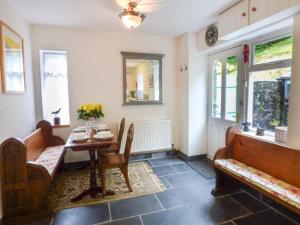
[0,21,25,94]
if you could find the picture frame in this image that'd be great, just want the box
[121,52,164,105]
[0,21,26,94]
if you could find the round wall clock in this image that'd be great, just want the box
[205,24,218,47]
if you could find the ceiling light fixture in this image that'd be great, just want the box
[119,1,146,29]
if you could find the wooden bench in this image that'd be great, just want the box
[0,120,66,220]
[212,126,300,215]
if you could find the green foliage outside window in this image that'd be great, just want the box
[254,36,293,65]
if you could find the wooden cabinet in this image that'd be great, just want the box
[218,0,249,39]
[249,0,291,24]
[290,0,300,6]
[218,0,300,40]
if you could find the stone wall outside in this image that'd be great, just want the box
[252,81,278,130]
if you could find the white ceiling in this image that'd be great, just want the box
[9,0,240,37]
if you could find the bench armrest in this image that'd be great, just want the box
[27,161,51,184]
[213,147,230,161]
[26,162,51,212]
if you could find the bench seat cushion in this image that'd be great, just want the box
[215,159,300,209]
[35,145,65,176]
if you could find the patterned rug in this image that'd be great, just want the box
[46,161,165,211]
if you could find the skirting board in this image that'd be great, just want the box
[176,151,207,162]
[64,150,177,169]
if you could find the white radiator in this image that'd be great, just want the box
[120,120,172,153]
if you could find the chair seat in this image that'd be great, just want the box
[35,145,65,176]
[215,159,300,210]
[101,154,126,166]
[99,143,119,154]
[107,143,119,150]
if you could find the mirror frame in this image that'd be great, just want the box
[121,52,164,105]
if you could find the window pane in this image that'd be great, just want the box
[212,60,222,118]
[225,56,238,121]
[41,51,70,125]
[248,67,291,131]
[5,50,25,92]
[254,36,293,65]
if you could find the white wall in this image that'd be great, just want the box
[0,0,35,219]
[188,34,208,156]
[288,12,300,148]
[177,33,208,157]
[177,35,189,156]
[0,0,35,142]
[31,26,179,162]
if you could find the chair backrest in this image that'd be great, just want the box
[124,124,134,162]
[117,118,126,152]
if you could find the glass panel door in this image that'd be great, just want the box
[207,46,244,160]
[225,56,238,121]
[212,60,223,119]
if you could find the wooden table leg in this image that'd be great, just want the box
[89,149,99,197]
[71,150,102,202]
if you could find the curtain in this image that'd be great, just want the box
[42,52,70,124]
[44,53,67,77]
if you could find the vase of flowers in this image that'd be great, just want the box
[77,104,104,133]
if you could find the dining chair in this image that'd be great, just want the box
[99,123,134,197]
[97,118,125,159]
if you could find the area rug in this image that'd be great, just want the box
[46,161,165,211]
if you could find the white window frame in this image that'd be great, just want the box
[39,50,70,125]
[245,29,293,136]
[208,45,244,123]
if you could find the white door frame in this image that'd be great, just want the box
[207,45,245,160]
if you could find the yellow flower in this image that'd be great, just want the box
[79,103,103,113]
[96,104,102,110]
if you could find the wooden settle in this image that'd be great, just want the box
[0,120,66,220]
[212,126,300,214]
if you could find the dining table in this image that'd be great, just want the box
[64,128,118,202]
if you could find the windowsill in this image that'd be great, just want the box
[52,124,70,129]
[242,130,288,146]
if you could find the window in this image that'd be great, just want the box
[152,63,160,101]
[40,51,70,125]
[247,35,292,132]
[225,56,238,121]
[211,60,222,118]
[5,48,25,92]
[137,73,144,100]
[211,52,240,122]
[253,36,293,65]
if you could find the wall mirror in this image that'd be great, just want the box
[121,52,164,105]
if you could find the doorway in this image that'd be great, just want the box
[207,46,245,160]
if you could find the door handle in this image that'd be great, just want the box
[236,114,241,123]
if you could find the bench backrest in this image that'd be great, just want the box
[231,134,300,188]
[24,128,46,161]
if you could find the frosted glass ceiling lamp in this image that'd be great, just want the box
[119,1,146,29]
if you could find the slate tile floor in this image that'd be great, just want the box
[29,157,299,225]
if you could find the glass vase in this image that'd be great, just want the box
[85,118,97,135]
